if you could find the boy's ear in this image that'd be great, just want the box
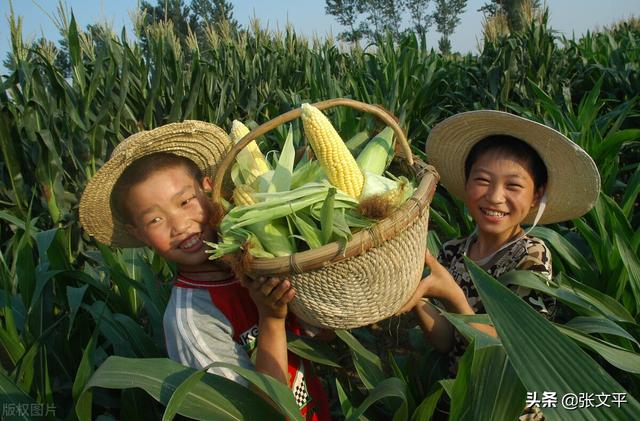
[125,223,144,242]
[202,176,213,194]
[532,185,545,207]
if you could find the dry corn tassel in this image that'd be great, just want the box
[301,103,364,198]
[230,120,270,185]
[359,172,414,219]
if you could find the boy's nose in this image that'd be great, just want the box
[485,185,505,203]
[169,213,190,236]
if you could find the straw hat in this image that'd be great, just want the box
[425,110,600,224]
[79,120,232,248]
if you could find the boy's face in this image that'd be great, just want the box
[124,165,215,269]
[464,150,542,240]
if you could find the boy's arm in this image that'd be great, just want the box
[414,299,454,353]
[398,252,497,350]
[243,277,295,385]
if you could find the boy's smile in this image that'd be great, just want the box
[124,166,215,269]
[464,150,542,249]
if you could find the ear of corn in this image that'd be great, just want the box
[213,181,369,258]
[230,120,270,184]
[216,111,411,259]
[356,126,395,175]
[230,183,294,257]
[301,103,364,198]
[345,130,370,154]
[233,184,256,206]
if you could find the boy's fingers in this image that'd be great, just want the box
[277,287,296,306]
[259,277,291,297]
[269,279,292,301]
[424,251,437,267]
[259,277,281,296]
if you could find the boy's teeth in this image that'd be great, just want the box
[181,235,200,248]
[483,209,506,217]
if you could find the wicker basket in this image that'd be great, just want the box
[211,98,438,329]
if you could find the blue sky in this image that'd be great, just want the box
[1,0,639,59]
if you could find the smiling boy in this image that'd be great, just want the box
[79,121,330,419]
[399,111,600,376]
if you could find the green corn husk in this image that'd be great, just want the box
[224,126,299,257]
[206,228,275,259]
[356,127,395,175]
[211,181,368,258]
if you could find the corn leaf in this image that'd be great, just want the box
[346,377,408,421]
[529,226,596,283]
[449,340,526,421]
[411,383,445,421]
[336,330,385,390]
[269,125,295,193]
[614,233,640,309]
[66,284,89,338]
[467,257,640,420]
[499,271,635,324]
[288,211,323,249]
[554,324,640,374]
[286,332,341,367]
[320,187,336,244]
[75,357,282,421]
[0,371,36,421]
[565,316,640,346]
[335,378,354,419]
[441,311,500,347]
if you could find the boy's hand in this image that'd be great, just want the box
[243,276,295,320]
[397,251,464,314]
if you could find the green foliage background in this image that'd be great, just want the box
[0,6,639,420]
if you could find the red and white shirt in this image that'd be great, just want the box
[163,270,330,420]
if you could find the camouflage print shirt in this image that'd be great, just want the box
[437,233,555,377]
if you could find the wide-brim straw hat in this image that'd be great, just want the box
[79,120,232,248]
[425,110,600,224]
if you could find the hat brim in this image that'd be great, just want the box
[79,120,232,248]
[425,110,600,224]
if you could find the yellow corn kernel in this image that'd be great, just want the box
[233,184,256,206]
[300,104,364,198]
[230,120,270,183]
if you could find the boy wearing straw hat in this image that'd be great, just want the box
[79,121,330,420]
[399,110,600,376]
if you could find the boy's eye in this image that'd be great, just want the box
[147,216,162,226]
[507,183,524,190]
[181,195,196,206]
[474,177,490,185]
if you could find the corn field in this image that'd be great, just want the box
[1,7,639,420]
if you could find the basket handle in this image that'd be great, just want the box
[211,98,413,206]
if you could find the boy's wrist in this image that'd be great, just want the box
[259,313,287,326]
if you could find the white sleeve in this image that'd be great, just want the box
[163,286,254,385]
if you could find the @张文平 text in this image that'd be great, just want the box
[526,391,627,410]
